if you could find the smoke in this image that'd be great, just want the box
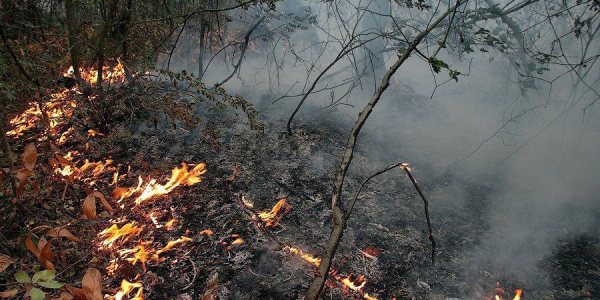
[162,0,600,295]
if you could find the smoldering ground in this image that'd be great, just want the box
[157,0,600,298]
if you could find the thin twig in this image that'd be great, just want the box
[400,164,436,265]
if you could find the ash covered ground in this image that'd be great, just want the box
[98,84,600,300]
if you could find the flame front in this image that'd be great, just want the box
[282,246,321,267]
[99,223,142,248]
[115,163,207,204]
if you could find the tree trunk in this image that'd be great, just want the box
[65,0,81,79]
[303,2,466,298]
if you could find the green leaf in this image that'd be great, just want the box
[15,271,31,283]
[32,270,56,283]
[37,279,64,289]
[429,57,449,73]
[29,287,46,300]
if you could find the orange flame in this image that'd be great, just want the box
[114,279,143,300]
[153,236,193,261]
[199,229,214,236]
[99,223,142,248]
[115,163,206,204]
[282,246,321,267]
[337,274,366,291]
[257,198,290,227]
[489,289,523,300]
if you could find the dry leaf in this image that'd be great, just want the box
[0,254,14,273]
[111,187,129,198]
[26,232,54,270]
[57,291,74,300]
[15,168,33,198]
[22,143,38,171]
[81,268,102,300]
[41,239,55,263]
[26,232,41,259]
[82,194,96,220]
[46,228,80,242]
[64,286,86,300]
[364,246,382,257]
[0,289,18,298]
[93,191,113,214]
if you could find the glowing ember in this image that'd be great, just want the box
[282,246,321,267]
[115,163,207,204]
[242,195,254,208]
[257,198,290,227]
[100,223,143,248]
[363,293,379,300]
[200,229,214,236]
[114,279,143,300]
[231,238,245,245]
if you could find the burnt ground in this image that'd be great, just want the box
[89,85,600,300]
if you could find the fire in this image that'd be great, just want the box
[282,246,321,267]
[118,241,153,271]
[7,62,128,138]
[200,229,214,236]
[241,195,254,208]
[115,163,207,204]
[231,238,245,245]
[114,279,143,300]
[488,289,523,300]
[64,59,127,87]
[363,293,378,300]
[99,223,143,248]
[337,274,366,291]
[164,219,176,229]
[153,236,193,261]
[257,198,290,227]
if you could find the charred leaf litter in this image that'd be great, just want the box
[99,86,599,300]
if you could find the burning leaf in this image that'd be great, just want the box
[22,143,38,171]
[81,268,103,300]
[257,198,290,228]
[83,194,97,220]
[0,254,14,273]
[0,290,19,298]
[46,228,80,242]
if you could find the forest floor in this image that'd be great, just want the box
[1,87,598,300]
